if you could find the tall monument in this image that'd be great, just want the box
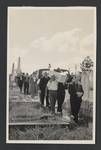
[10,62,16,82]
[11,63,15,75]
[16,57,22,74]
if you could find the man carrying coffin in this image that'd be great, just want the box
[47,75,58,115]
[57,75,67,115]
[48,71,67,115]
[39,72,50,107]
[68,74,84,123]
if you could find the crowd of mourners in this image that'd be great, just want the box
[15,71,84,123]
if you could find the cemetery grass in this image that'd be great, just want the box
[9,86,93,140]
[9,122,92,140]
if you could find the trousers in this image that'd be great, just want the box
[70,97,82,122]
[40,90,50,106]
[57,93,65,112]
[49,90,57,114]
[24,82,29,95]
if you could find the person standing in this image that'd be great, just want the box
[24,73,29,95]
[29,72,38,99]
[38,72,50,107]
[22,73,26,93]
[17,74,23,93]
[57,82,67,114]
[68,74,84,123]
[47,75,58,115]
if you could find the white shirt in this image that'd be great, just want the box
[47,80,58,91]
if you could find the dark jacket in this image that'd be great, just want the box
[57,82,67,96]
[68,81,84,100]
[39,76,50,91]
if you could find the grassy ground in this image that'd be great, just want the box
[9,86,70,123]
[9,86,93,123]
[9,85,93,141]
[9,122,92,140]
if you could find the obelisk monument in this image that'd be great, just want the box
[16,57,22,74]
[11,63,15,75]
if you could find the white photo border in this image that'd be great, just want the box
[6,6,96,144]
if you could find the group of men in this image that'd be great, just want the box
[16,71,84,123]
[38,72,84,123]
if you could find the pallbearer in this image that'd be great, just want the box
[47,75,58,115]
[38,72,50,107]
[57,82,67,115]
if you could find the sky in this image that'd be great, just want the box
[8,7,96,74]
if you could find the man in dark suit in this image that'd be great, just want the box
[57,82,67,114]
[68,74,84,123]
[24,73,29,95]
[39,72,50,107]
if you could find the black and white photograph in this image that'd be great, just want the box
[7,7,96,144]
